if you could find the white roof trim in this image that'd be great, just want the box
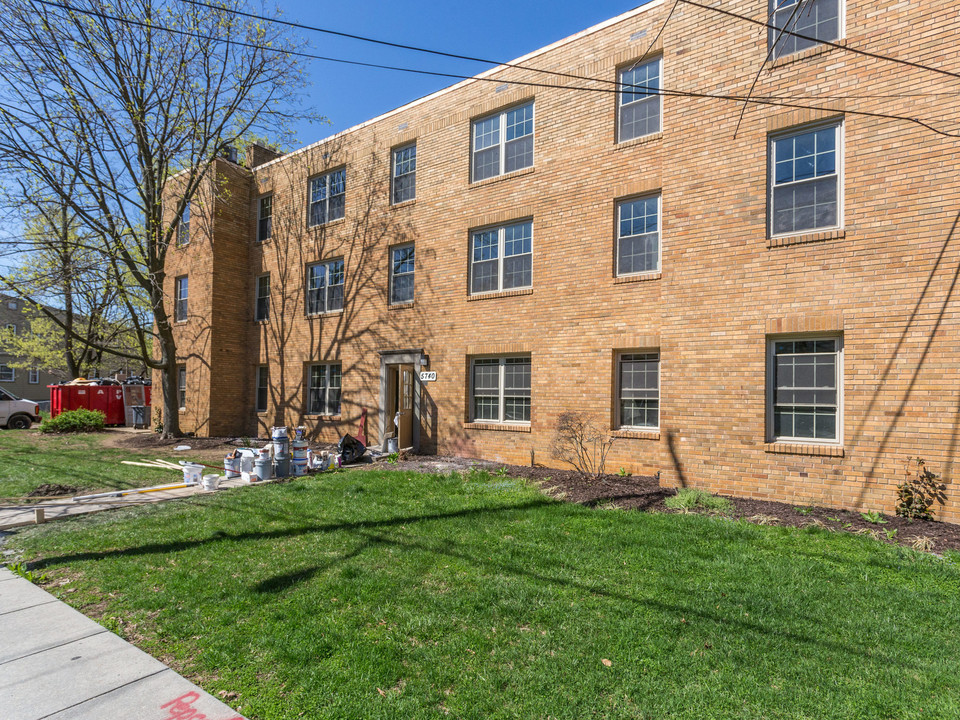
[256,1,663,171]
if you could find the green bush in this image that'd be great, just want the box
[39,408,106,434]
[665,487,734,514]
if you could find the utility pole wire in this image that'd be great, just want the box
[29,0,960,139]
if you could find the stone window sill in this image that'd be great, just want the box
[470,166,535,189]
[463,422,531,433]
[388,301,415,310]
[390,199,416,210]
[769,40,844,70]
[467,288,533,302]
[611,429,660,440]
[307,414,342,422]
[306,309,344,318]
[308,217,346,231]
[764,442,844,457]
[768,229,844,249]
[615,131,663,150]
[614,272,661,285]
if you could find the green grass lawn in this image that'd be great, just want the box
[10,468,960,719]
[0,430,187,499]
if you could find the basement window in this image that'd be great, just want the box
[471,356,530,424]
[470,221,532,295]
[306,260,345,315]
[471,102,534,182]
[768,336,842,442]
[308,169,345,226]
[770,0,841,59]
[308,363,341,416]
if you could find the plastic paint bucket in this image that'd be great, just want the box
[202,474,220,491]
[224,455,241,479]
[254,456,272,482]
[182,463,203,485]
[275,452,290,478]
[386,437,399,454]
[271,426,289,456]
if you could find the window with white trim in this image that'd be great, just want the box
[177,201,190,246]
[0,364,14,382]
[471,102,534,182]
[618,57,661,142]
[770,0,841,58]
[257,195,272,242]
[308,363,341,415]
[308,169,346,226]
[256,365,268,412]
[306,259,344,315]
[174,276,188,322]
[390,244,415,304]
[392,143,416,204]
[617,195,661,276]
[770,123,841,237]
[471,356,530,424]
[255,274,270,322]
[768,336,841,442]
[5,323,15,334]
[470,221,532,295]
[177,364,186,409]
[28,368,39,384]
[617,352,659,429]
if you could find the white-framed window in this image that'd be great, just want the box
[769,122,842,237]
[617,195,661,276]
[177,201,190,246]
[28,368,39,384]
[617,351,659,429]
[255,274,270,322]
[390,244,415,304]
[767,336,842,443]
[618,57,662,143]
[471,102,534,183]
[770,0,841,59]
[308,169,346,226]
[257,195,272,243]
[174,276,188,322]
[5,323,15,334]
[391,143,416,204]
[177,364,186,410]
[256,365,268,412]
[470,220,532,295]
[308,363,341,415]
[306,259,345,315]
[0,364,14,382]
[471,356,531,424]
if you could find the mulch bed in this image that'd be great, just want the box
[383,455,960,554]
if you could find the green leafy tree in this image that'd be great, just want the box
[0,0,316,436]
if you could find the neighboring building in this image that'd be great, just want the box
[158,1,960,522]
[0,294,60,402]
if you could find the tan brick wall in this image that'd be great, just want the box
[160,0,960,523]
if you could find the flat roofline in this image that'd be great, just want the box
[256,1,662,172]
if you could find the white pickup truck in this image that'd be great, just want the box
[0,388,41,429]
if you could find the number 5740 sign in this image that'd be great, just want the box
[419,371,437,382]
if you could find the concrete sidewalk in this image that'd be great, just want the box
[0,567,246,720]
[0,477,250,531]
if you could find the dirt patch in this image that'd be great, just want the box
[26,484,79,498]
[375,454,960,553]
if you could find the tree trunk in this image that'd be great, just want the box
[155,316,181,439]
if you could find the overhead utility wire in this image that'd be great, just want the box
[179,0,959,98]
[679,0,960,82]
[29,0,960,138]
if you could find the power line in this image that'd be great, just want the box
[25,0,960,139]
[679,0,960,82]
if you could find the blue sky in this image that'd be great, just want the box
[277,1,648,147]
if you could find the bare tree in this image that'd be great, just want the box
[551,412,616,481]
[0,0,316,435]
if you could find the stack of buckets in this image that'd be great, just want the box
[292,426,308,476]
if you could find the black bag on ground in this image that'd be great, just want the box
[337,433,366,465]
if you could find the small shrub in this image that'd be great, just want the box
[885,529,899,541]
[39,408,106,434]
[385,452,400,465]
[551,412,615,481]
[910,535,935,552]
[665,488,733,514]
[496,466,508,477]
[795,506,813,516]
[897,457,946,520]
[860,511,888,525]
[618,467,630,477]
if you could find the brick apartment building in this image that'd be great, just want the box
[159,0,960,522]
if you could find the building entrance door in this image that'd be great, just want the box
[379,350,423,453]
[386,363,415,449]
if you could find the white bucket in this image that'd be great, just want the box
[271,426,289,456]
[202,474,220,491]
[386,437,399,454]
[182,463,203,485]
[292,457,308,476]
[224,455,241,479]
